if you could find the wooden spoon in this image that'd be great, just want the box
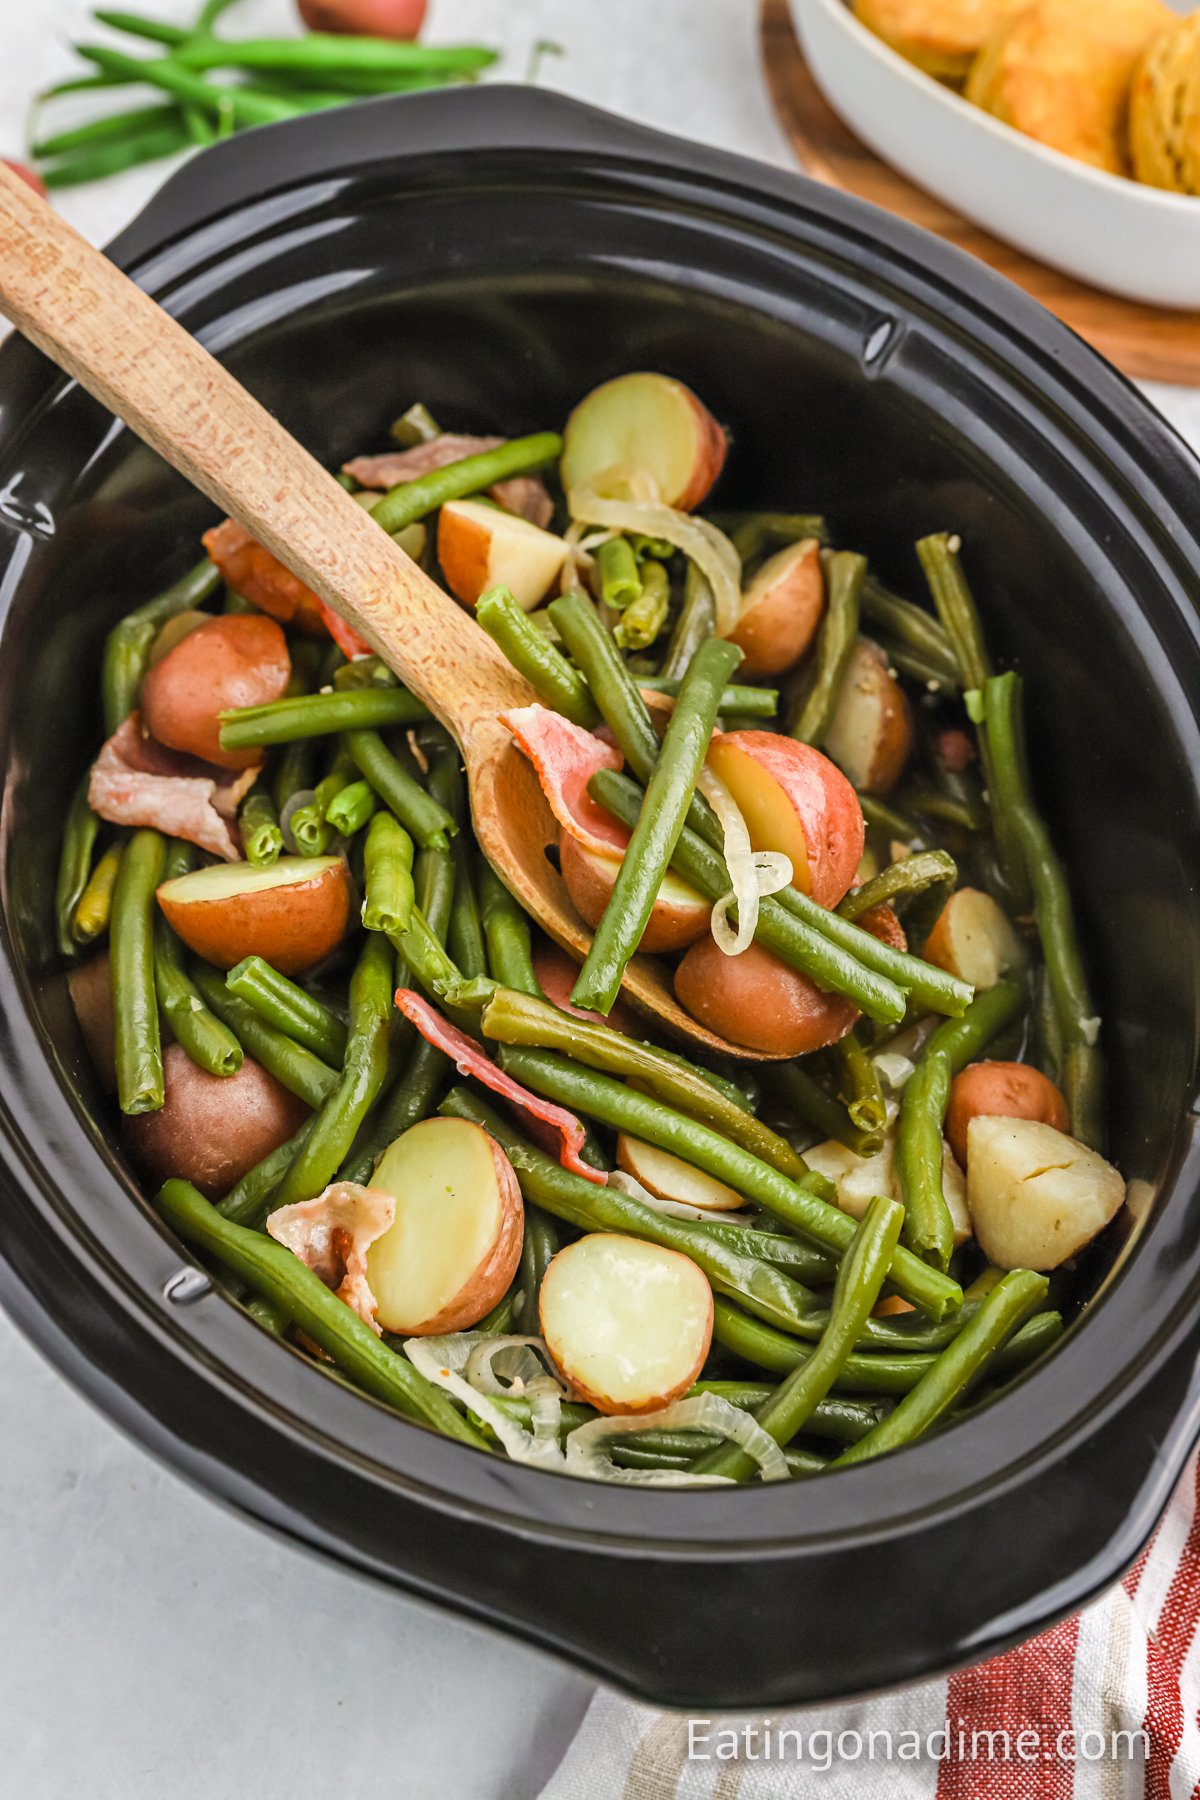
[0,165,760,1057]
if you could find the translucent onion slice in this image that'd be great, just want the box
[608,1168,756,1227]
[564,1393,789,1487]
[464,1334,567,1399]
[873,1052,916,1093]
[697,767,792,956]
[567,470,742,635]
[405,1333,566,1470]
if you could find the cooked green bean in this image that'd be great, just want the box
[832,1033,887,1141]
[361,812,416,938]
[111,829,165,1115]
[56,776,100,959]
[217,1120,315,1226]
[518,1205,560,1334]
[238,783,283,867]
[102,557,222,733]
[224,958,347,1066]
[191,964,338,1109]
[477,862,542,996]
[325,779,378,837]
[689,1383,888,1444]
[72,840,123,947]
[637,676,778,719]
[289,746,357,857]
[895,980,1024,1268]
[571,637,742,1014]
[694,1196,903,1480]
[339,1031,448,1184]
[761,1062,875,1157]
[390,402,442,447]
[596,536,642,610]
[722,513,828,563]
[789,551,866,743]
[156,1180,489,1445]
[857,792,932,848]
[660,562,716,679]
[614,558,670,651]
[333,657,398,692]
[427,752,487,981]
[475,586,598,729]
[860,573,957,679]
[370,433,561,536]
[220,687,428,751]
[345,730,453,852]
[152,842,242,1078]
[879,639,963,697]
[474,1291,520,1338]
[549,590,664,784]
[838,851,958,922]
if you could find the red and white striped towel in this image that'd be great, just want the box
[540,1451,1200,1799]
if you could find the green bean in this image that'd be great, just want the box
[175,34,497,75]
[688,1220,837,1283]
[595,537,641,610]
[217,1121,315,1226]
[426,752,487,981]
[983,671,1104,1148]
[860,574,957,678]
[238,783,283,867]
[614,558,670,651]
[637,676,778,719]
[832,1033,887,1141]
[220,687,428,752]
[42,122,193,188]
[371,433,561,536]
[152,842,242,1078]
[761,1062,875,1156]
[838,851,958,922]
[689,1383,888,1444]
[571,637,742,1014]
[1030,962,1065,1088]
[71,840,123,947]
[474,1291,520,1337]
[361,812,416,937]
[56,777,101,959]
[224,958,347,1067]
[789,551,865,743]
[481,986,811,1181]
[695,1196,903,1480]
[477,862,542,996]
[111,829,165,1115]
[325,779,378,837]
[518,1205,560,1334]
[272,933,394,1206]
[660,562,716,680]
[475,586,598,729]
[289,746,357,857]
[32,101,179,158]
[834,1271,1049,1465]
[192,963,338,1108]
[102,557,222,733]
[878,639,963,697]
[549,591,664,783]
[721,513,829,563]
[902,785,989,834]
[895,980,1024,1268]
[339,1032,448,1183]
[156,1180,489,1446]
[333,657,398,692]
[488,1056,962,1318]
[858,791,932,848]
[345,730,453,851]
[390,402,442,447]
[78,46,297,127]
[273,745,315,820]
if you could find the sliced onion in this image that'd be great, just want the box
[564,1393,789,1487]
[873,1052,916,1093]
[405,1333,566,1470]
[607,1168,756,1226]
[567,470,742,635]
[698,767,792,956]
[464,1334,566,1399]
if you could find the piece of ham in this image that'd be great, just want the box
[343,436,554,530]
[500,704,629,858]
[89,715,257,861]
[267,1182,395,1333]
[394,988,607,1186]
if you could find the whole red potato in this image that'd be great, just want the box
[297,0,427,36]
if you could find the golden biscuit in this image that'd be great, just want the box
[853,0,1029,81]
[1131,13,1200,193]
[965,0,1174,176]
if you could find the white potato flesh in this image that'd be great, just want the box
[966,1115,1126,1271]
[158,855,340,903]
[824,639,913,794]
[806,1129,971,1246]
[366,1117,523,1335]
[539,1233,714,1415]
[615,1135,745,1211]
[925,887,1026,991]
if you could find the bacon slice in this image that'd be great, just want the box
[344,436,554,529]
[202,520,327,636]
[500,704,628,857]
[317,598,372,661]
[394,988,607,1186]
[267,1182,395,1333]
[89,715,257,861]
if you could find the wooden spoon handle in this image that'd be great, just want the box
[0,163,528,738]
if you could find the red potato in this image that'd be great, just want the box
[202,520,327,635]
[141,614,291,769]
[560,833,710,954]
[726,539,825,679]
[824,638,914,795]
[532,941,639,1035]
[123,1043,309,1199]
[3,159,46,197]
[705,730,864,907]
[157,855,351,975]
[539,1233,713,1415]
[616,1135,744,1211]
[437,499,569,612]
[297,0,426,32]
[966,1116,1125,1271]
[947,1061,1070,1169]
[924,887,1026,991]
[366,1117,523,1335]
[674,936,858,1058]
[67,952,117,1092]
[559,372,726,511]
[147,610,212,668]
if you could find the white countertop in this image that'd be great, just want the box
[2,5,1198,1796]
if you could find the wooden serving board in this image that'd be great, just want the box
[760,0,1200,385]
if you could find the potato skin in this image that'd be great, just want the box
[403,1137,525,1336]
[123,1043,309,1199]
[141,614,291,769]
[560,833,709,954]
[947,1060,1070,1169]
[532,941,640,1035]
[67,951,117,1092]
[727,539,824,679]
[157,858,352,976]
[674,937,858,1058]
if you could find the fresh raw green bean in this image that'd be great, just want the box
[637,676,778,719]
[156,1180,489,1446]
[32,101,179,157]
[895,980,1024,1268]
[838,851,958,922]
[983,671,1104,1148]
[571,637,742,1014]
[762,1062,878,1158]
[339,1032,448,1183]
[272,933,394,1206]
[789,551,866,743]
[361,812,416,937]
[175,34,498,75]
[477,862,542,996]
[833,1033,887,1141]
[72,841,123,947]
[694,1196,903,1480]
[346,730,454,851]
[78,46,297,126]
[325,779,378,837]
[220,687,428,751]
[42,122,192,187]
[660,562,716,680]
[102,557,222,733]
[192,963,338,1109]
[834,1271,1049,1465]
[153,842,242,1078]
[224,957,347,1067]
[487,1056,962,1318]
[860,574,957,679]
[596,536,641,610]
[518,1205,560,1333]
[614,558,670,651]
[371,433,562,536]
[238,783,283,867]
[111,829,165,1115]
[56,776,101,959]
[475,586,598,729]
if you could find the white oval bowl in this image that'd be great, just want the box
[791,0,1200,309]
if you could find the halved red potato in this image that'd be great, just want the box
[437,500,568,612]
[560,833,710,954]
[559,372,726,511]
[366,1117,524,1334]
[532,941,639,1035]
[157,855,351,975]
[67,952,117,1092]
[539,1232,714,1415]
[966,1116,1125,1271]
[123,1043,310,1199]
[141,614,291,769]
[705,730,864,907]
[726,539,825,679]
[924,888,1026,991]
[616,1135,744,1211]
[824,638,914,795]
[947,1061,1070,1169]
[674,936,858,1058]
